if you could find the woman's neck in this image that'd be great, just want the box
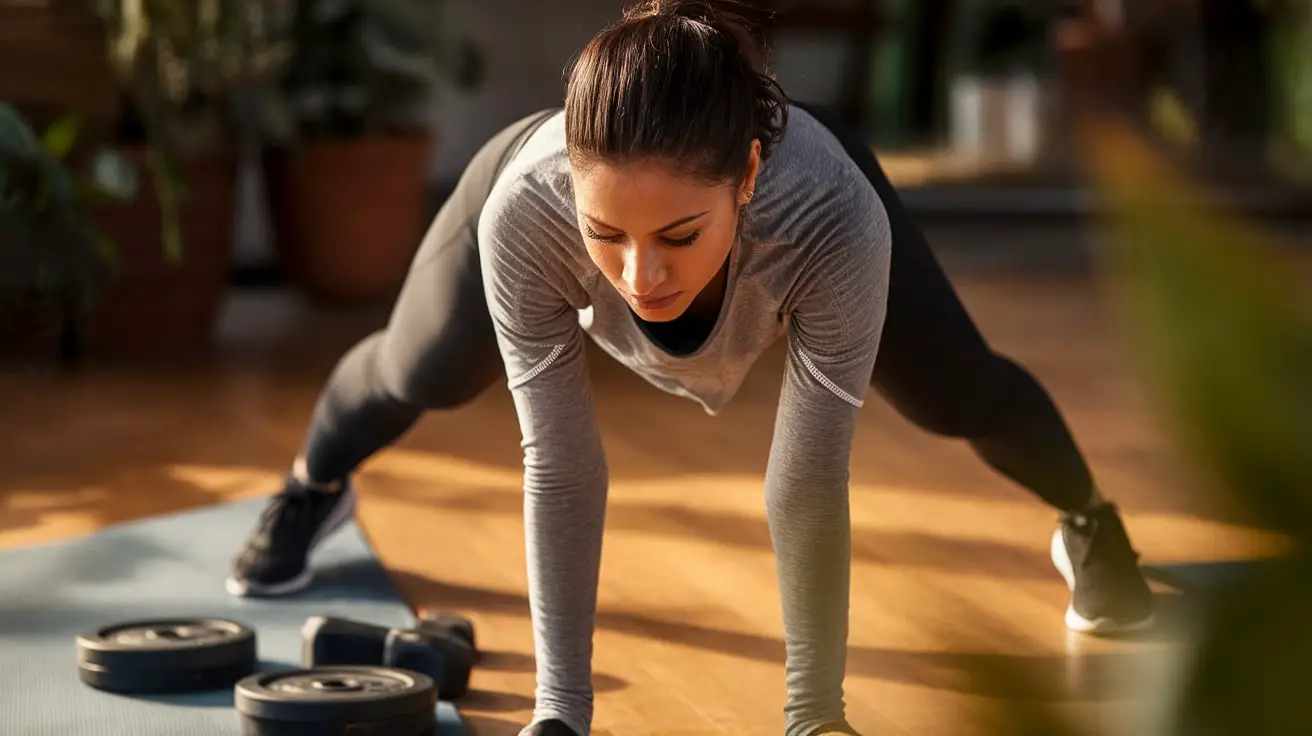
[686,254,731,321]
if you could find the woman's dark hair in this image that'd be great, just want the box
[564,0,789,185]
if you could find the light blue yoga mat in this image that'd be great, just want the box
[1144,558,1283,596]
[0,498,468,734]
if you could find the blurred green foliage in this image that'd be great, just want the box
[1085,118,1310,736]
[243,0,483,147]
[1088,120,1312,542]
[0,103,139,323]
[88,0,289,262]
[964,116,1309,735]
[1268,0,1312,178]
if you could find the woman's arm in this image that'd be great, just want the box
[479,200,607,736]
[768,195,892,736]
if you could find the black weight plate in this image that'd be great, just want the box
[235,665,437,735]
[76,618,257,694]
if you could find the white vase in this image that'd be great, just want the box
[949,72,1047,167]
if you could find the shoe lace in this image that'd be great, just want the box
[1075,507,1141,571]
[255,482,317,540]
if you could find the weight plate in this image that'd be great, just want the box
[235,665,437,734]
[76,618,257,694]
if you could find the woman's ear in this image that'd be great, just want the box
[738,138,763,206]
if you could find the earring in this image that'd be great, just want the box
[741,189,755,205]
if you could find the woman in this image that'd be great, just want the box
[226,2,1153,734]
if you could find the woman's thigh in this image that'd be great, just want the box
[375,108,561,407]
[797,102,1004,436]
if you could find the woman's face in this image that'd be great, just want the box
[570,142,761,322]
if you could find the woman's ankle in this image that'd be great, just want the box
[291,457,345,493]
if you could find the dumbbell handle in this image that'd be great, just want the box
[301,616,392,668]
[301,615,474,701]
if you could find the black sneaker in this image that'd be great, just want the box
[1051,502,1154,634]
[225,476,357,598]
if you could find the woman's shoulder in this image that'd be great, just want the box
[487,112,572,198]
[478,113,578,241]
[748,105,888,248]
[766,105,874,199]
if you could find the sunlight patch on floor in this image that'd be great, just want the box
[361,448,1283,564]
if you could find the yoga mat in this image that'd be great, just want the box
[1144,558,1282,596]
[0,498,469,735]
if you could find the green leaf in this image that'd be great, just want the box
[0,102,42,160]
[364,0,434,52]
[78,220,122,271]
[145,145,187,265]
[361,28,441,87]
[246,85,299,147]
[89,149,141,201]
[36,158,76,207]
[162,211,183,264]
[1084,119,1312,541]
[41,113,83,161]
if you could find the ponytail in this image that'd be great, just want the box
[565,0,789,184]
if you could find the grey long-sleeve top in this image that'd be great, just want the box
[477,106,892,736]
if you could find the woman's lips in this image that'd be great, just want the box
[632,291,682,311]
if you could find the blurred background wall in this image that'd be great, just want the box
[3,0,1309,358]
[220,0,1310,270]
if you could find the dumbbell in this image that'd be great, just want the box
[301,614,477,700]
[415,609,478,661]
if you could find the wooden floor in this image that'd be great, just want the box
[0,268,1284,735]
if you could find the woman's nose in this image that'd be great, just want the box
[621,246,667,296]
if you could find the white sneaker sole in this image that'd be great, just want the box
[225,482,358,598]
[1051,528,1155,635]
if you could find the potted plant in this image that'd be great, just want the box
[0,1,121,133]
[79,0,290,354]
[947,1,1055,170]
[0,103,138,363]
[254,0,482,302]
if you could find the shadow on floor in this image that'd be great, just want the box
[369,481,1057,581]
[390,569,1194,704]
[0,274,1281,572]
[0,325,1272,550]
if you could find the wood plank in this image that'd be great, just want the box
[0,272,1282,735]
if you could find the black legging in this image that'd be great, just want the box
[801,103,1095,511]
[297,105,1095,513]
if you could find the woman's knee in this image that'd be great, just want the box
[374,329,501,411]
[881,353,1031,440]
[895,394,998,439]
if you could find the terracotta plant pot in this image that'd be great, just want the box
[0,148,238,363]
[85,148,239,355]
[264,133,433,303]
[0,2,122,130]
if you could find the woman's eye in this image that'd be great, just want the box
[664,231,700,247]
[584,224,623,242]
[583,223,698,247]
